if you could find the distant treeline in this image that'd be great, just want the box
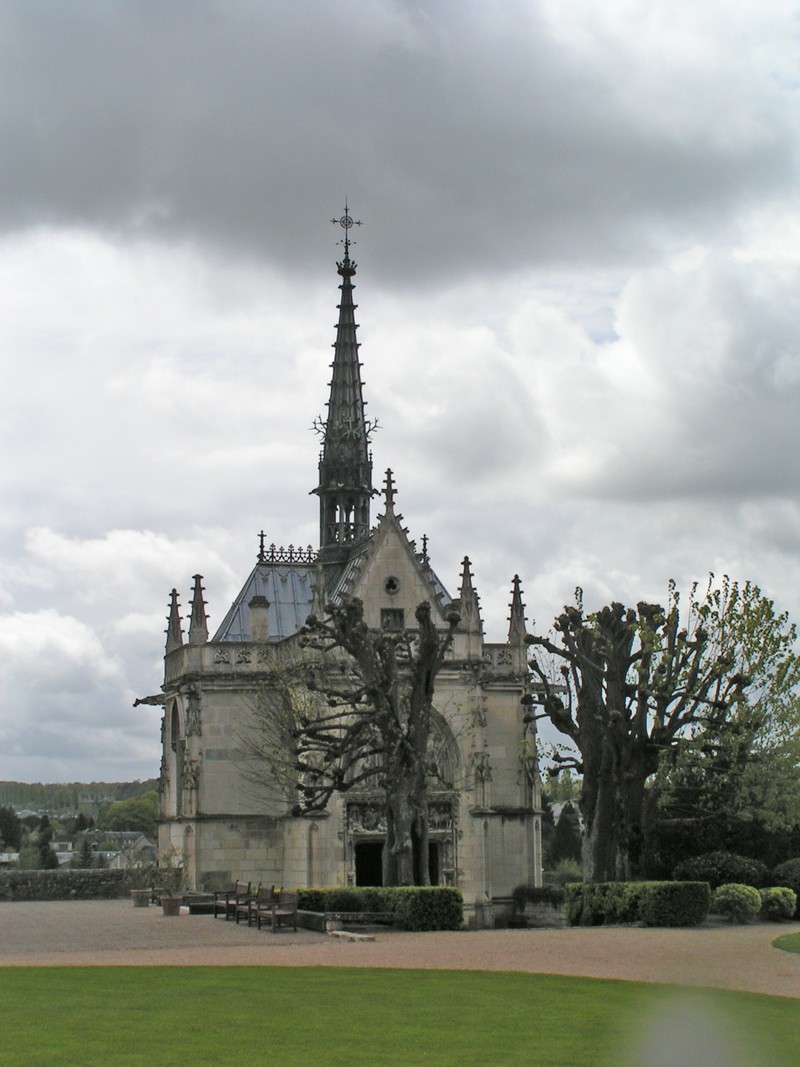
[0,780,159,813]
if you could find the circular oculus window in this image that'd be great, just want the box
[384,576,400,595]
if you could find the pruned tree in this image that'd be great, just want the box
[240,597,460,886]
[526,576,800,882]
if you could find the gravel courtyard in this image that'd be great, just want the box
[1,899,799,999]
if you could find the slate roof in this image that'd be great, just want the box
[212,561,316,643]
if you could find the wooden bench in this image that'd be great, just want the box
[255,888,299,933]
[213,880,251,921]
[241,884,277,927]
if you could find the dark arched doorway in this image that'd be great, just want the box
[355,841,383,886]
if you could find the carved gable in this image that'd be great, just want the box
[344,511,450,632]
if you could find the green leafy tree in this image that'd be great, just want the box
[648,668,800,872]
[71,836,96,869]
[18,844,40,869]
[538,793,555,866]
[97,792,159,834]
[527,576,800,882]
[37,814,58,867]
[39,843,59,869]
[543,770,581,804]
[0,805,22,851]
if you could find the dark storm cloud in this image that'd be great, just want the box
[3,1,800,781]
[1,1,793,284]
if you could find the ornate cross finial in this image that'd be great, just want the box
[383,468,396,508]
[257,530,266,564]
[331,199,362,259]
[421,534,429,565]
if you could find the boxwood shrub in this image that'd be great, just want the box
[673,851,769,889]
[393,887,463,931]
[566,881,709,927]
[759,886,797,922]
[297,886,463,930]
[771,858,800,917]
[711,883,761,923]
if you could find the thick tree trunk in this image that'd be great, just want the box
[582,753,658,883]
[387,786,416,885]
[580,769,619,884]
[386,765,429,886]
[414,806,431,886]
[616,753,653,880]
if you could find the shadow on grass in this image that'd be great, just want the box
[1,966,797,1066]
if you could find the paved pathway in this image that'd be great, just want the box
[1,900,799,999]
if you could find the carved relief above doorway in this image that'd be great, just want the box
[344,794,458,887]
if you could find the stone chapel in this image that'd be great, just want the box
[152,216,543,919]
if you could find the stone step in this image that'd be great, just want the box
[328,930,376,942]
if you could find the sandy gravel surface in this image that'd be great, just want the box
[1,900,798,999]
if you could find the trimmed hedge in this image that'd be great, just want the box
[0,866,179,901]
[673,851,769,889]
[394,887,463,931]
[565,881,710,927]
[638,882,711,927]
[0,869,129,901]
[564,882,645,926]
[297,886,463,930]
[298,887,397,914]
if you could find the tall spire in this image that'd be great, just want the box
[313,204,375,559]
[508,575,527,644]
[188,574,209,645]
[458,556,482,635]
[165,589,184,654]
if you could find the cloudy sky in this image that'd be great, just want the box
[2,0,800,783]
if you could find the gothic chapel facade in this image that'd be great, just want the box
[152,223,543,918]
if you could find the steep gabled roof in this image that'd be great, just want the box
[328,470,453,625]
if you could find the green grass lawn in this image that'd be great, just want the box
[774,931,800,954]
[1,966,797,1066]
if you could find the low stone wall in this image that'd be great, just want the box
[296,909,327,932]
[520,901,566,928]
[0,868,138,901]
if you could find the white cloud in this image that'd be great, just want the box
[538,0,797,149]
[2,0,800,780]
[0,609,159,781]
[0,609,120,691]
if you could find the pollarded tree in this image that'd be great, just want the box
[241,597,460,886]
[526,576,800,882]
